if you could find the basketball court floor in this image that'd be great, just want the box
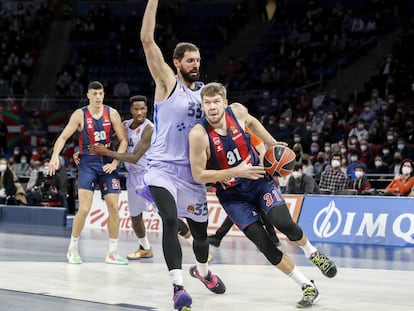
[0,222,413,311]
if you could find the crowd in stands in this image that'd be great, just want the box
[0,0,54,99]
[2,0,414,209]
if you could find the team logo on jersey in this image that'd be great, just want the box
[86,117,93,129]
[230,124,238,134]
[136,128,141,134]
[103,117,111,127]
[187,205,195,213]
[176,122,186,131]
[213,137,222,152]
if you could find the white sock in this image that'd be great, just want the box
[196,261,209,277]
[138,236,151,250]
[289,266,312,287]
[184,235,194,246]
[169,269,184,287]
[109,239,118,253]
[69,236,79,250]
[300,239,318,258]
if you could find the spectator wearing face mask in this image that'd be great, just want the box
[394,137,413,160]
[385,159,414,196]
[348,119,369,143]
[380,144,393,167]
[301,153,314,176]
[286,163,319,194]
[319,153,349,193]
[347,150,367,181]
[368,155,391,179]
[11,155,31,177]
[358,139,375,169]
[292,143,304,163]
[349,164,372,194]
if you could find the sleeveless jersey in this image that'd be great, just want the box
[78,105,113,155]
[146,76,204,165]
[124,118,152,173]
[201,107,260,190]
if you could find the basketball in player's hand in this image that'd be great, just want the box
[263,145,296,177]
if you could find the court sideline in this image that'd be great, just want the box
[0,223,413,311]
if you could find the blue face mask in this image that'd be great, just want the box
[21,159,27,164]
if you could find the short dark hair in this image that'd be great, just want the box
[293,162,303,171]
[355,164,365,171]
[129,95,148,106]
[88,81,104,90]
[331,152,341,160]
[173,42,199,60]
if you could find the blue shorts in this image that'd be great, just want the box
[216,177,284,231]
[78,154,121,196]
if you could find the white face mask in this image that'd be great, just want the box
[0,164,7,172]
[375,160,382,167]
[360,145,367,151]
[292,171,302,179]
[351,156,358,162]
[331,160,340,168]
[355,171,364,178]
[402,166,412,175]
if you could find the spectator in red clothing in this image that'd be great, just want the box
[385,159,414,196]
[349,164,372,194]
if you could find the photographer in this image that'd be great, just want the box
[26,158,68,208]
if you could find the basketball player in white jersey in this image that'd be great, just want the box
[138,0,225,309]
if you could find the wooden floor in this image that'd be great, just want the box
[0,223,413,311]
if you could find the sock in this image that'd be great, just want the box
[69,236,79,250]
[300,239,318,258]
[169,269,184,287]
[109,239,118,253]
[289,266,312,287]
[196,261,209,278]
[138,236,151,250]
[184,235,194,246]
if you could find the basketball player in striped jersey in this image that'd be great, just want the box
[48,81,128,265]
[137,1,226,310]
[189,82,337,308]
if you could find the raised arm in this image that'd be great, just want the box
[140,0,176,101]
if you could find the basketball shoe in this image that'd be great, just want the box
[173,285,192,311]
[127,246,153,260]
[297,280,320,308]
[310,251,337,278]
[189,266,226,294]
[105,252,128,265]
[67,248,82,264]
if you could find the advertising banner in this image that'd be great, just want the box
[84,191,304,236]
[298,195,414,247]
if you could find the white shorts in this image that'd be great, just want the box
[136,161,208,222]
[126,172,156,217]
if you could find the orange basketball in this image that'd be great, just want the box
[263,145,296,177]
